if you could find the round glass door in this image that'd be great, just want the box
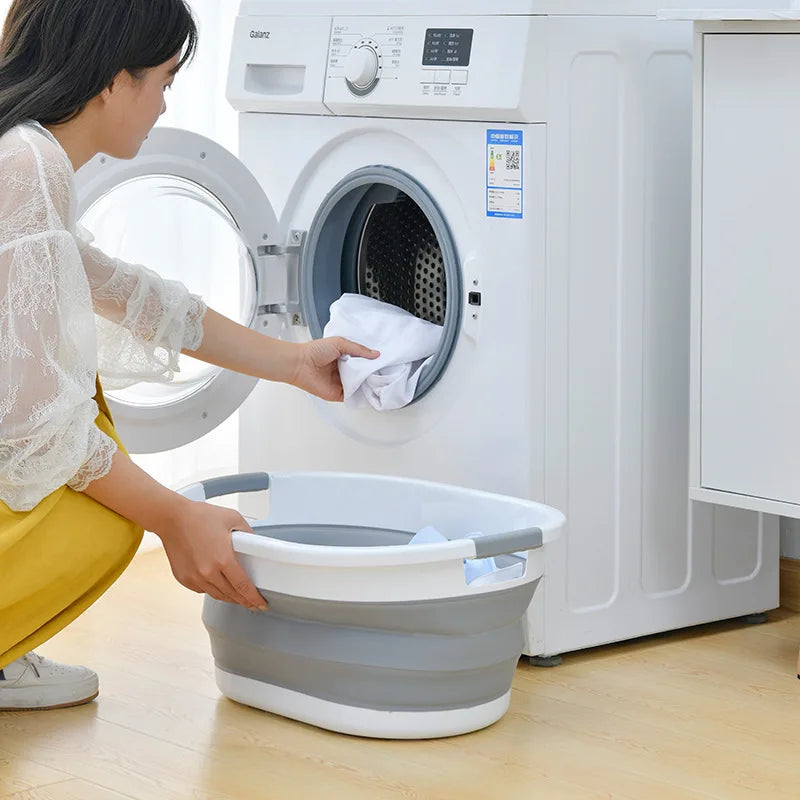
[80,174,257,407]
[74,126,280,454]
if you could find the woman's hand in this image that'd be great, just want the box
[291,337,379,402]
[155,500,268,611]
[82,451,265,610]
[184,310,378,399]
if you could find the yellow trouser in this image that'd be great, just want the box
[0,380,143,669]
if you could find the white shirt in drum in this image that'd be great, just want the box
[0,121,207,512]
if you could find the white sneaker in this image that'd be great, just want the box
[0,652,99,711]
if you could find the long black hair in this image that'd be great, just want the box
[0,0,198,140]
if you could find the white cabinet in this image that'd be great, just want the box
[692,19,800,517]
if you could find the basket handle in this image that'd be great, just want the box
[178,472,271,502]
[177,475,546,558]
[466,527,543,558]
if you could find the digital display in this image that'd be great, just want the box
[422,28,474,67]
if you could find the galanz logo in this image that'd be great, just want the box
[250,30,271,39]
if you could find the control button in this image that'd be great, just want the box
[434,70,451,84]
[451,70,468,85]
[421,69,436,83]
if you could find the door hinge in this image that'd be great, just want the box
[256,230,306,324]
[257,229,306,257]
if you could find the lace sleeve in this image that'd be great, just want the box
[76,223,208,391]
[0,235,117,512]
[0,126,117,512]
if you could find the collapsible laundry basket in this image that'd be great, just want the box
[181,471,565,739]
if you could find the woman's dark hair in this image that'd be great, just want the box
[0,0,198,139]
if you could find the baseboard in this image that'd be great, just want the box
[780,558,800,612]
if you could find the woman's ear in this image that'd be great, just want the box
[101,70,129,102]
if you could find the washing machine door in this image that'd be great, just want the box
[74,127,279,454]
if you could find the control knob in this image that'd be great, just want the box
[344,40,381,96]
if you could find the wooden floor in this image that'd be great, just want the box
[1,551,799,800]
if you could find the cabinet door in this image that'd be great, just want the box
[701,33,800,505]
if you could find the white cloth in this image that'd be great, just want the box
[323,294,443,411]
[0,122,207,511]
[409,526,526,585]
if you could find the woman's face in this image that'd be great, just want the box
[99,54,179,159]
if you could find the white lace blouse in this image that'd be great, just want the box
[0,122,207,512]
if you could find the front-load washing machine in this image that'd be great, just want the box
[74,0,787,661]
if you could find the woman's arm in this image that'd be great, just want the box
[78,219,379,397]
[185,308,301,383]
[78,227,207,386]
[82,449,268,611]
[188,308,379,401]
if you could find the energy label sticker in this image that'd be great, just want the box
[486,129,523,219]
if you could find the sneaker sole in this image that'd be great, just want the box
[0,690,99,712]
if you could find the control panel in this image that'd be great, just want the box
[227,14,545,122]
[420,28,473,90]
[328,22,476,98]
[324,16,545,122]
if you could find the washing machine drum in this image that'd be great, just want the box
[300,167,462,402]
[356,192,446,326]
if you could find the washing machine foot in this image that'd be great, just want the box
[528,654,563,668]
[742,611,769,625]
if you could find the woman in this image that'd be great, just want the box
[0,0,377,711]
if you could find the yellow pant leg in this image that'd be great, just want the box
[0,390,144,669]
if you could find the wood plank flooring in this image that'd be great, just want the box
[1,551,798,800]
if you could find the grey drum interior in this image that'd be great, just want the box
[300,167,462,401]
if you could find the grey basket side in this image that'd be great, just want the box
[203,579,538,714]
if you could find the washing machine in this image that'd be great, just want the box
[74,0,787,661]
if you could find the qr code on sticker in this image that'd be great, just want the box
[506,149,520,170]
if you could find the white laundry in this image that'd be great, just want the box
[323,294,443,410]
[469,562,525,587]
[409,526,526,585]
